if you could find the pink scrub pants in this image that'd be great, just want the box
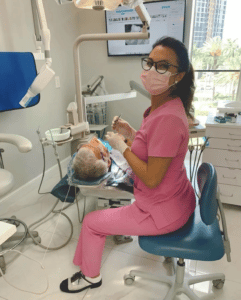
[73,204,191,277]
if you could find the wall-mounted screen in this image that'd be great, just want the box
[105,0,186,56]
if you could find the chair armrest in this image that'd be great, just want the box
[0,134,32,153]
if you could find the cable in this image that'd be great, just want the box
[0,250,49,295]
[41,185,71,263]
[189,147,192,182]
[192,137,210,199]
[191,138,199,185]
[0,129,85,256]
[27,203,74,251]
[191,139,202,198]
[0,130,88,297]
[188,140,194,182]
[36,128,62,195]
[193,149,202,199]
[75,187,86,223]
[36,128,51,195]
[22,128,74,250]
[0,184,73,295]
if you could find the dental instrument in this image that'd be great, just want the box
[19,0,55,108]
[114,114,122,125]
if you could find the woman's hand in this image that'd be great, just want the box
[188,117,200,128]
[105,132,129,155]
[112,116,136,141]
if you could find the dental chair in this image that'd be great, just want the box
[124,162,231,300]
[52,150,135,244]
[0,134,40,275]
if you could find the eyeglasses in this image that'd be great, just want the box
[141,58,179,74]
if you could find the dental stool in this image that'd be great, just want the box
[0,134,40,275]
[124,163,231,300]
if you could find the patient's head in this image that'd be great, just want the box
[72,137,112,180]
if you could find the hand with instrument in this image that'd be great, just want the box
[112,115,136,142]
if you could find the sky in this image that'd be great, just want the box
[222,0,241,46]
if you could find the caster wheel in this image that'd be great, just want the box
[124,274,135,285]
[164,257,172,263]
[35,237,41,243]
[213,279,225,289]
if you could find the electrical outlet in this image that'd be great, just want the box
[55,76,61,88]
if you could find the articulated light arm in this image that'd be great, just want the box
[19,0,55,108]
[129,80,151,100]
[71,0,151,138]
[122,0,151,28]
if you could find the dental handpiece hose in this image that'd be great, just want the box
[48,129,63,180]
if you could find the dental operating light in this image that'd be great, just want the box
[74,0,123,10]
[74,0,151,27]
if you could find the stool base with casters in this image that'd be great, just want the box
[124,163,231,300]
[124,258,225,300]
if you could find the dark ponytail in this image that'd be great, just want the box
[152,36,196,120]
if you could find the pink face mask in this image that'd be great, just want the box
[140,67,178,96]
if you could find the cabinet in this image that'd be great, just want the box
[202,112,241,206]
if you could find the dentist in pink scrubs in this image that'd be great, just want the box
[60,36,196,294]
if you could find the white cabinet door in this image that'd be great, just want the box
[215,166,241,186]
[206,127,241,139]
[208,138,241,151]
[203,149,241,169]
[219,184,241,206]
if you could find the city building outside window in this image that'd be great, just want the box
[191,0,241,125]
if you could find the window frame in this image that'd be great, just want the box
[184,0,241,101]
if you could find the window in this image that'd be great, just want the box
[191,0,241,125]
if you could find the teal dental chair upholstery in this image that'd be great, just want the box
[124,163,231,300]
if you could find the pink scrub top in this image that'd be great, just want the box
[130,97,196,230]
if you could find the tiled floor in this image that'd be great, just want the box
[0,155,241,300]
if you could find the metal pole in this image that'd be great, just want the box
[31,0,42,42]
[236,66,241,101]
[129,80,151,100]
[73,29,149,127]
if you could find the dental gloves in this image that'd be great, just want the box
[105,132,129,155]
[112,116,136,142]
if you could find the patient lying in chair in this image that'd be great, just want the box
[72,136,133,181]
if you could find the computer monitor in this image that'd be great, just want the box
[105,0,186,57]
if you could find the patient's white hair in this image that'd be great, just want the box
[72,147,108,180]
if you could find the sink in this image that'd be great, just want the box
[225,102,241,108]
